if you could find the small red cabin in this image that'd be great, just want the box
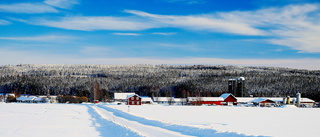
[220,93,237,105]
[127,94,141,105]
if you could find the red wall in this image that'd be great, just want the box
[224,96,237,102]
[224,95,237,105]
[128,95,141,105]
[192,101,223,105]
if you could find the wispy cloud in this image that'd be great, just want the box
[125,4,320,53]
[218,4,320,53]
[0,35,75,41]
[30,16,157,31]
[0,3,58,13]
[44,0,79,9]
[152,32,177,35]
[124,10,267,36]
[0,19,11,25]
[112,33,140,36]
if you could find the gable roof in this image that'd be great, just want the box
[126,94,140,99]
[220,93,236,100]
[250,98,275,103]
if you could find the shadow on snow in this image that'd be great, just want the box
[97,105,263,137]
[86,104,141,137]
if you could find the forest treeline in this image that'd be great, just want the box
[0,64,319,101]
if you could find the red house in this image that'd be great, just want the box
[127,94,141,105]
[220,93,237,105]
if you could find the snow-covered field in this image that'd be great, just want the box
[1,103,319,137]
[107,105,320,137]
[0,103,99,137]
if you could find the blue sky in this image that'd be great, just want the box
[0,0,319,69]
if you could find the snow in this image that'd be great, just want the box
[109,105,320,137]
[1,103,319,137]
[0,103,99,137]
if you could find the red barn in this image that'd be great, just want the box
[127,94,141,105]
[250,98,276,107]
[220,93,237,105]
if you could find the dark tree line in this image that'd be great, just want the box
[0,64,319,101]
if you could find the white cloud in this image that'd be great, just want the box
[44,0,79,9]
[32,16,157,31]
[0,19,11,25]
[124,4,320,53]
[0,35,75,41]
[218,4,320,53]
[124,10,266,36]
[112,33,140,36]
[0,3,58,13]
[152,32,177,35]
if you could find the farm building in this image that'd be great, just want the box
[153,97,186,105]
[153,97,175,105]
[174,98,187,105]
[114,93,135,102]
[34,96,49,103]
[16,96,37,103]
[250,98,276,107]
[220,93,237,105]
[187,97,224,105]
[127,94,141,105]
[141,97,153,104]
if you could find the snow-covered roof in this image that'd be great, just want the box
[34,96,47,101]
[249,98,275,103]
[5,94,15,97]
[174,98,187,102]
[219,93,236,100]
[187,97,224,102]
[114,93,135,100]
[265,98,284,102]
[237,77,245,80]
[236,97,256,103]
[141,97,153,102]
[17,96,37,101]
[153,97,171,102]
[126,94,140,99]
[299,98,315,103]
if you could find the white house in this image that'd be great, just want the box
[114,93,135,102]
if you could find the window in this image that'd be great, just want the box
[136,97,139,100]
[137,101,140,105]
[131,97,134,100]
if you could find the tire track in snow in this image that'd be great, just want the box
[98,105,253,137]
[92,105,194,137]
[86,105,140,137]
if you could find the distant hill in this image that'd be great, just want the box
[1,64,319,101]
